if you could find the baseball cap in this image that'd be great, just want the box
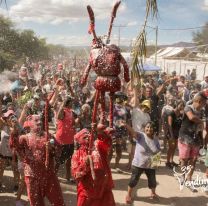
[141,100,151,110]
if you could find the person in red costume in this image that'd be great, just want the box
[10,114,65,206]
[71,124,115,206]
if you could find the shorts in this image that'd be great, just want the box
[56,144,74,165]
[178,141,200,159]
[114,127,128,138]
[129,166,156,189]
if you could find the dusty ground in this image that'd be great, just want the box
[0,151,207,206]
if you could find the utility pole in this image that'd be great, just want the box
[112,24,128,47]
[155,26,158,65]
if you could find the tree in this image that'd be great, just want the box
[19,30,49,60]
[193,22,208,52]
[0,15,21,71]
[0,15,75,71]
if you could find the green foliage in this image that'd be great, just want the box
[0,15,69,71]
[192,22,208,52]
[17,91,33,107]
[47,44,69,58]
[0,51,16,71]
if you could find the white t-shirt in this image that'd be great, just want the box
[132,132,160,168]
[131,107,150,132]
[200,80,208,89]
[0,126,12,157]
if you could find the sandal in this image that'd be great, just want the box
[125,195,133,204]
[150,194,160,201]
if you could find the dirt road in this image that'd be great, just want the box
[0,152,207,206]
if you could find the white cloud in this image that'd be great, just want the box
[0,7,8,16]
[201,0,208,10]
[7,0,126,24]
[127,21,138,26]
[202,0,208,10]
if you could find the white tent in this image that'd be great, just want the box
[121,52,132,63]
[150,47,195,59]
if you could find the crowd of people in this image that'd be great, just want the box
[0,60,207,206]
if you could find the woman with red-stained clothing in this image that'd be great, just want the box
[71,125,115,206]
[10,114,65,206]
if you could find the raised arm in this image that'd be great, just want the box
[119,121,137,139]
[49,79,64,107]
[10,122,27,158]
[19,104,29,126]
[167,114,174,139]
[80,64,92,87]
[56,102,65,120]
[156,77,176,97]
[132,84,140,108]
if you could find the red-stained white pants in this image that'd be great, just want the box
[25,173,65,206]
[77,189,115,206]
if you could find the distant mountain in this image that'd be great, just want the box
[159,41,195,48]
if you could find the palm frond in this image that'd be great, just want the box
[146,0,158,19]
[131,0,158,81]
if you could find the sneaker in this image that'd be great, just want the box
[115,168,123,174]
[150,194,160,201]
[178,176,185,185]
[186,184,198,193]
[166,162,173,169]
[171,161,179,167]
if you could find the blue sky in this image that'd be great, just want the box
[0,0,208,46]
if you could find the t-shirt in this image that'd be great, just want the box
[56,108,76,145]
[131,107,150,132]
[132,132,160,168]
[200,80,208,89]
[179,105,202,146]
[164,110,182,138]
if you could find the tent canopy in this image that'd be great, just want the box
[142,64,161,71]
